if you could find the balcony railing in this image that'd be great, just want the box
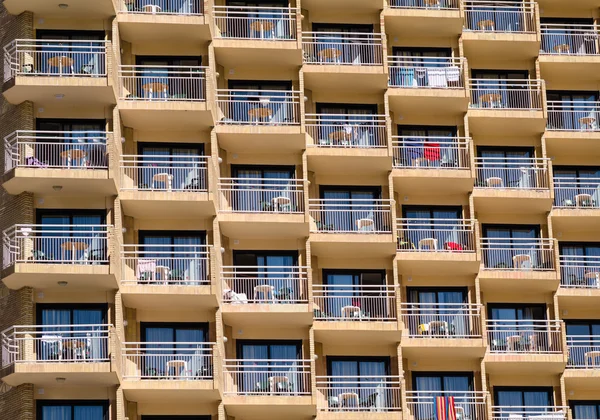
[121,244,211,286]
[1,324,111,367]
[2,224,111,269]
[481,238,555,271]
[388,57,464,89]
[541,24,600,56]
[309,199,393,234]
[487,320,563,353]
[397,218,476,252]
[389,0,459,9]
[567,336,600,368]
[213,6,297,40]
[401,303,482,338]
[120,155,208,192]
[4,130,109,173]
[218,178,305,213]
[559,255,600,289]
[122,342,215,379]
[474,158,550,190]
[554,177,600,209]
[3,39,107,81]
[316,376,402,412]
[313,285,397,321]
[469,79,543,110]
[216,89,301,125]
[392,136,471,169]
[406,391,488,420]
[464,1,536,33]
[547,101,600,132]
[223,359,312,395]
[305,114,387,148]
[492,407,568,420]
[302,32,384,65]
[221,266,309,303]
[118,0,203,15]
[118,65,206,101]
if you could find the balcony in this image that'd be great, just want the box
[305,114,389,173]
[119,155,215,218]
[0,324,116,386]
[556,255,600,306]
[396,219,479,275]
[120,244,216,310]
[491,407,568,420]
[392,136,473,195]
[116,0,210,44]
[540,25,600,85]
[564,336,600,386]
[472,158,552,214]
[121,341,218,402]
[221,265,311,326]
[223,359,314,418]
[467,79,546,135]
[2,130,115,196]
[387,57,468,116]
[212,6,301,67]
[2,39,113,106]
[2,0,115,17]
[117,65,212,130]
[545,101,600,155]
[462,1,539,61]
[406,391,488,420]
[301,32,387,93]
[552,177,600,232]
[1,224,115,290]
[384,0,463,38]
[309,199,395,258]
[316,375,402,416]
[313,285,400,344]
[217,178,307,238]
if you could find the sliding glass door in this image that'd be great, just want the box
[571,401,600,420]
[227,80,293,123]
[136,56,203,100]
[482,224,541,269]
[488,304,547,352]
[312,23,375,64]
[328,357,390,409]
[559,242,600,287]
[38,401,108,420]
[322,270,386,319]
[413,373,474,420]
[231,165,296,212]
[407,288,469,336]
[37,30,106,76]
[402,206,463,250]
[137,143,205,191]
[233,251,299,301]
[321,186,382,232]
[477,147,535,188]
[471,70,529,109]
[397,125,460,168]
[494,388,554,416]
[316,103,379,146]
[566,321,600,367]
[547,91,599,131]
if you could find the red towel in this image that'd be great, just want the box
[436,396,447,420]
[424,143,440,161]
[447,397,457,420]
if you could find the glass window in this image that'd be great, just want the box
[38,401,108,420]
[311,23,376,65]
[547,91,599,131]
[136,143,205,191]
[481,224,542,269]
[320,270,386,319]
[36,30,106,76]
[229,165,296,212]
[494,388,553,416]
[570,401,600,420]
[318,186,383,232]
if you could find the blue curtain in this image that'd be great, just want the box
[239,343,299,393]
[141,234,205,283]
[143,326,205,377]
[74,406,104,420]
[322,190,377,232]
[254,255,296,300]
[572,403,600,420]
[42,406,72,420]
[495,389,552,417]
[330,359,387,408]
[38,213,104,263]
[40,403,106,420]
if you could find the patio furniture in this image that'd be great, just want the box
[429,320,449,335]
[575,193,593,207]
[142,81,169,99]
[155,265,170,282]
[356,218,375,232]
[479,93,502,108]
[60,149,87,167]
[585,350,600,367]
[486,177,504,187]
[152,173,173,191]
[272,196,291,212]
[507,335,522,351]
[47,55,74,75]
[253,284,275,303]
[554,44,570,54]
[319,48,342,63]
[512,254,532,269]
[579,116,596,130]
[61,241,89,262]
[269,375,290,393]
[339,392,360,408]
[143,4,162,14]
[248,107,273,123]
[166,360,188,378]
[341,305,361,319]
[251,20,275,39]
[478,19,495,31]
[418,238,438,251]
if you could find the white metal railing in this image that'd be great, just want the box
[389,0,459,9]
[541,24,600,56]
[213,6,297,40]
[401,303,482,338]
[316,376,402,412]
[567,336,600,368]
[122,342,215,379]
[3,224,111,268]
[3,39,107,81]
[309,199,393,234]
[4,130,109,172]
[216,89,301,125]
[406,391,488,420]
[118,0,203,15]
[487,320,563,353]
[118,65,206,101]
[481,238,555,270]
[120,155,208,192]
[305,114,387,148]
[218,178,305,213]
[392,137,471,169]
[547,101,600,131]
[121,244,211,286]
[302,32,384,65]
[553,177,600,209]
[222,266,309,303]
[492,407,568,420]
[464,1,536,33]
[559,255,600,289]
[397,219,476,252]
[1,324,111,367]
[223,359,312,395]
[313,285,397,321]
[388,56,464,88]
[474,158,550,190]
[469,79,543,110]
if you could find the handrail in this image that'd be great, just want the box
[213,6,298,40]
[215,89,302,125]
[223,359,312,395]
[480,238,555,271]
[118,0,204,15]
[392,136,471,169]
[302,32,384,65]
[388,0,459,9]
[305,114,387,148]
[464,1,536,34]
[120,155,209,192]
[397,218,476,252]
[118,65,207,102]
[547,101,600,131]
[486,320,563,354]
[540,24,599,56]
[313,285,398,321]
[309,199,393,234]
[469,79,544,110]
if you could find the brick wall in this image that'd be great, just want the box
[0,384,34,420]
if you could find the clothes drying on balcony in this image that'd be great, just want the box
[426,68,448,88]
[424,143,441,161]
[434,396,457,420]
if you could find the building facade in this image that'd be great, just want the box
[0,0,599,419]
